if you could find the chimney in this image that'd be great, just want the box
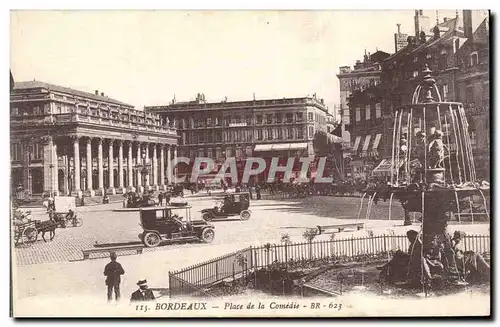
[95,90,99,95]
[463,10,473,40]
[397,23,401,34]
[443,17,447,22]
[101,92,105,97]
[414,9,430,37]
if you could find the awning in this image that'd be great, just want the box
[362,135,371,152]
[372,134,382,150]
[352,136,361,152]
[327,134,344,144]
[372,159,393,176]
[254,144,273,151]
[288,142,308,150]
[254,143,307,152]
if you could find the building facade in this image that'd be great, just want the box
[379,10,490,180]
[337,50,391,179]
[145,95,330,183]
[455,12,490,179]
[10,81,178,197]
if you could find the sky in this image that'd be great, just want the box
[10,10,486,116]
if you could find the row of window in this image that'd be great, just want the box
[175,112,326,129]
[11,143,44,161]
[355,103,383,122]
[181,127,313,145]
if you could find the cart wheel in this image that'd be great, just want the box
[202,213,213,221]
[143,232,161,248]
[240,210,251,220]
[201,228,215,243]
[22,226,38,245]
[73,218,83,227]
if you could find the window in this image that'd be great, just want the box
[257,129,263,140]
[207,132,213,143]
[215,117,221,126]
[470,52,479,66]
[32,142,43,160]
[275,113,282,123]
[11,143,21,161]
[288,127,294,139]
[442,84,449,101]
[215,131,222,143]
[356,107,361,121]
[192,134,198,144]
[308,126,314,138]
[246,116,252,125]
[296,112,303,122]
[297,128,304,139]
[206,117,212,126]
[375,103,382,119]
[307,112,313,122]
[277,128,283,139]
[256,115,263,124]
[266,115,273,124]
[234,116,242,124]
[470,131,477,147]
[365,105,371,120]
[286,113,293,123]
[267,128,273,140]
[11,107,18,116]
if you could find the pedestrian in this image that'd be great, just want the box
[130,279,155,302]
[158,192,164,206]
[248,184,253,200]
[165,192,171,206]
[255,184,261,200]
[104,252,125,302]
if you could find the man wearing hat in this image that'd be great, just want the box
[103,252,125,302]
[452,230,490,282]
[130,279,156,302]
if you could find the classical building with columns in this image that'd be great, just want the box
[10,81,178,197]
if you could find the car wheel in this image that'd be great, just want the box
[201,228,215,243]
[143,232,161,248]
[240,210,251,220]
[202,213,213,221]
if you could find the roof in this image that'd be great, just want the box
[13,80,134,107]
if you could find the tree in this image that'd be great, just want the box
[302,228,318,259]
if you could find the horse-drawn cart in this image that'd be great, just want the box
[48,196,83,228]
[13,219,38,247]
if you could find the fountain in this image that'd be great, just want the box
[364,65,490,291]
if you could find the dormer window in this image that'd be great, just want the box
[470,52,479,66]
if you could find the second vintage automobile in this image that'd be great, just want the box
[138,205,215,247]
[201,192,251,221]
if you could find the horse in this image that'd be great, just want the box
[35,220,58,242]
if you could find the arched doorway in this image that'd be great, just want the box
[32,168,43,194]
[123,169,128,187]
[58,169,65,194]
[113,169,119,188]
[92,170,98,189]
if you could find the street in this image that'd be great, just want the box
[13,194,489,305]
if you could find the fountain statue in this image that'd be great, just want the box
[364,65,490,292]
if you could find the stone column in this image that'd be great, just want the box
[108,139,115,194]
[136,142,143,192]
[86,138,94,196]
[145,143,150,189]
[73,136,81,194]
[53,141,59,196]
[98,138,104,193]
[173,146,177,182]
[160,145,165,189]
[118,140,124,192]
[127,141,134,191]
[167,145,172,185]
[153,144,158,189]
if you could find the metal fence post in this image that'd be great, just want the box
[383,234,387,253]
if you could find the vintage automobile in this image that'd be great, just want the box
[201,192,251,221]
[138,205,215,247]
